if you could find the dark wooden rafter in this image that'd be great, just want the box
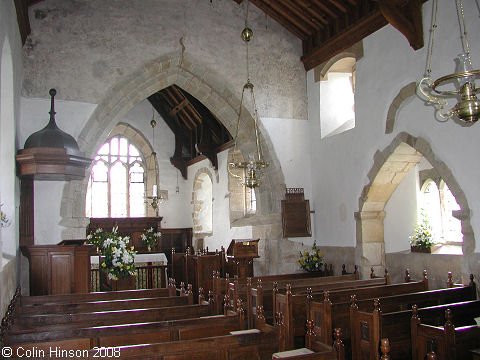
[148,85,232,180]
[303,11,388,70]
[233,0,425,70]
[378,0,424,50]
[14,0,31,45]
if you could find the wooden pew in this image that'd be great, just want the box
[275,272,427,349]
[411,301,480,360]
[7,312,245,352]
[38,320,279,359]
[246,271,390,329]
[18,292,192,316]
[349,280,477,360]
[213,269,359,314]
[272,326,345,360]
[19,284,176,307]
[10,301,213,331]
[227,272,365,323]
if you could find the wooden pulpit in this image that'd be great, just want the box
[226,239,259,279]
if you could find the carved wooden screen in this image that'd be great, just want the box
[281,188,312,237]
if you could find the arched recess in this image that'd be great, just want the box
[315,42,363,81]
[384,82,416,134]
[192,168,214,237]
[59,53,284,243]
[1,37,16,258]
[355,132,473,278]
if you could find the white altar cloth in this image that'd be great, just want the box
[90,253,168,265]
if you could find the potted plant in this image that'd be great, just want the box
[141,227,161,252]
[410,215,436,253]
[297,241,324,273]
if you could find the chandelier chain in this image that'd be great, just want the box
[233,87,246,151]
[426,0,439,76]
[457,0,472,65]
[249,87,264,160]
[245,0,250,81]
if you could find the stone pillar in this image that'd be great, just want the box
[355,210,386,279]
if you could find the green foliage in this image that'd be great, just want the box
[141,227,161,251]
[87,226,137,280]
[297,242,324,272]
[410,213,435,250]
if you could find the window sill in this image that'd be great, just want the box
[431,244,463,255]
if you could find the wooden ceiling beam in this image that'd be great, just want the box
[296,0,330,26]
[247,0,309,40]
[302,11,387,70]
[312,0,341,19]
[379,0,424,50]
[169,98,189,116]
[326,0,349,13]
[277,0,324,31]
[14,0,31,45]
[262,0,316,35]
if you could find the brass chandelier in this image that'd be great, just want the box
[229,0,269,189]
[417,0,480,125]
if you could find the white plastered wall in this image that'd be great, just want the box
[0,0,24,316]
[307,0,480,282]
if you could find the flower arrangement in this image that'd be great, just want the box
[297,241,324,272]
[87,226,137,280]
[410,214,435,250]
[0,204,10,228]
[141,227,161,251]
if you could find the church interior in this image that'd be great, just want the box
[1,0,480,358]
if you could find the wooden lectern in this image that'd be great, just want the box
[226,239,259,279]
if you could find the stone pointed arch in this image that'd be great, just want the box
[355,132,474,279]
[59,53,285,242]
[385,82,417,134]
[315,42,363,81]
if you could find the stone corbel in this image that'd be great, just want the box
[379,0,424,50]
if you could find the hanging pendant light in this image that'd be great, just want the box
[417,0,480,125]
[228,0,269,189]
[146,107,164,216]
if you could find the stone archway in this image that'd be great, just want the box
[59,53,285,250]
[355,132,474,278]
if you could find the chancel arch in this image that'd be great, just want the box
[58,54,285,272]
[355,132,473,286]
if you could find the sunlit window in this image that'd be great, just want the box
[247,187,256,214]
[320,57,356,139]
[86,136,145,218]
[420,179,462,244]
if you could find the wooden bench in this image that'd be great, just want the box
[213,270,358,314]
[18,293,193,316]
[349,281,477,360]
[20,285,176,307]
[38,320,279,359]
[272,327,345,360]
[10,301,214,332]
[7,312,246,352]
[411,300,480,360]
[249,274,390,330]
[226,273,365,323]
[275,273,427,349]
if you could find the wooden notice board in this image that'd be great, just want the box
[281,188,312,237]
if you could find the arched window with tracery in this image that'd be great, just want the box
[86,136,146,218]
